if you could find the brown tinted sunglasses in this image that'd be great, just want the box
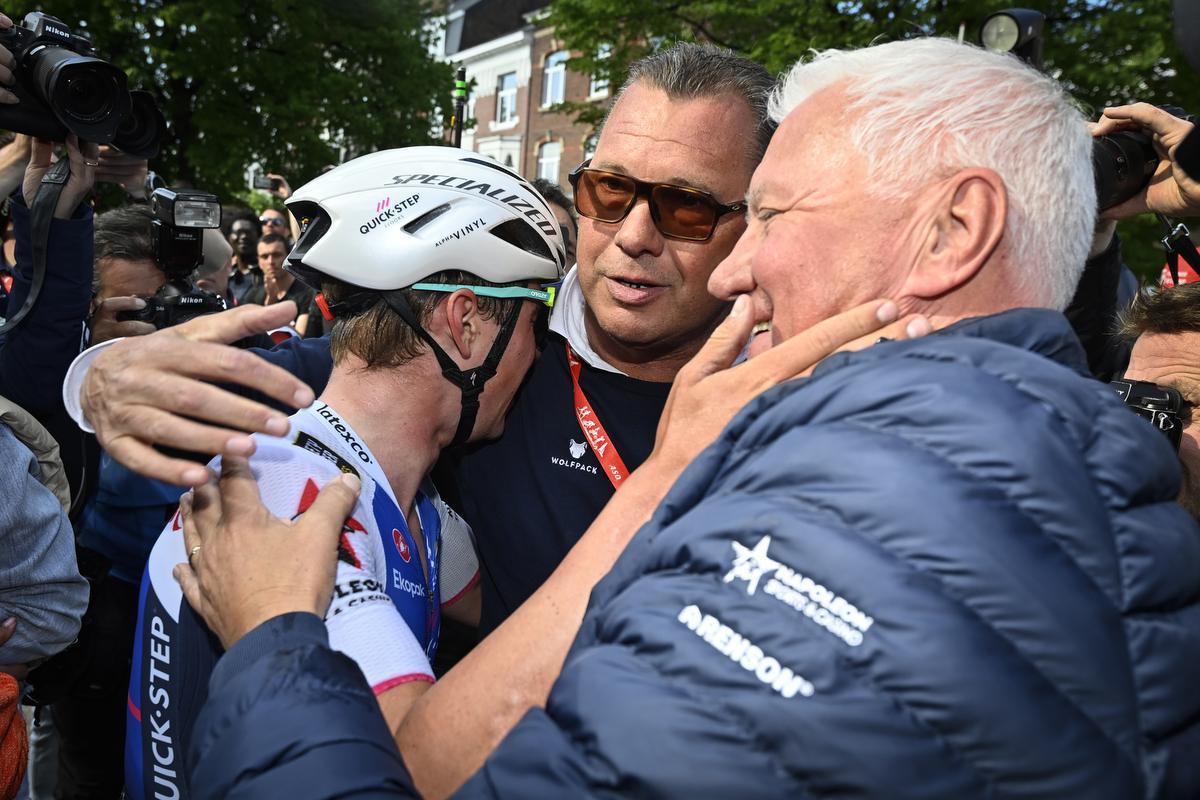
[568,160,746,242]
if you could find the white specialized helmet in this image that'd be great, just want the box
[284,146,566,447]
[285,146,565,291]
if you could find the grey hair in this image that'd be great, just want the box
[770,38,1095,311]
[612,42,777,164]
[93,204,156,294]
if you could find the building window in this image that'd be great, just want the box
[583,133,598,161]
[589,43,611,97]
[496,72,517,123]
[537,140,562,182]
[542,51,568,107]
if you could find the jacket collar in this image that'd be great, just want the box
[812,308,1089,382]
[934,308,1089,373]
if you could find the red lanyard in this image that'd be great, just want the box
[566,343,630,489]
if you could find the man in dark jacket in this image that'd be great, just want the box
[174,37,1200,800]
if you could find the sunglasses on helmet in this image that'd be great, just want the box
[567,159,745,242]
[410,283,556,308]
[411,282,559,348]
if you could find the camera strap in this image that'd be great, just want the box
[0,159,72,337]
[1158,213,1200,287]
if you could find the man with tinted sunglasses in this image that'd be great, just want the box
[450,43,775,637]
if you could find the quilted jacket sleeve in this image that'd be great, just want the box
[188,612,417,800]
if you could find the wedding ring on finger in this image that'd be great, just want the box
[188,544,202,563]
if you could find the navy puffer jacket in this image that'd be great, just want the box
[190,309,1200,799]
[463,308,1200,799]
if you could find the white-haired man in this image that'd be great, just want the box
[165,38,1200,800]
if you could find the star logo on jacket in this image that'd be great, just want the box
[569,438,588,459]
[392,528,412,563]
[724,536,781,596]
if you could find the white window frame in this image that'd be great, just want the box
[496,72,518,124]
[542,51,568,107]
[537,140,562,183]
[589,43,611,98]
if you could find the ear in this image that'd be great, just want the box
[437,288,484,361]
[903,168,1007,299]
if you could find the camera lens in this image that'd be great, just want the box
[63,70,114,122]
[1093,131,1156,210]
[113,90,165,159]
[32,49,130,143]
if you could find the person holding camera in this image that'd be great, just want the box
[1115,283,1200,521]
[257,173,302,243]
[0,11,100,795]
[1064,103,1200,381]
[1083,103,1200,526]
[26,204,188,799]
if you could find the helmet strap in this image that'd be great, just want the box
[382,291,522,447]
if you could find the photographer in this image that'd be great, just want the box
[0,132,97,414]
[0,4,103,701]
[1117,283,1200,520]
[42,203,187,799]
[1067,103,1200,380]
[0,129,94,800]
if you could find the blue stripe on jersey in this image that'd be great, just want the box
[373,481,442,659]
[124,570,149,800]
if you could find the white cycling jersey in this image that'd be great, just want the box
[127,401,479,800]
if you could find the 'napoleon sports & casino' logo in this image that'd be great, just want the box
[724,536,875,647]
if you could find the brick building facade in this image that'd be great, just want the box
[441,0,611,192]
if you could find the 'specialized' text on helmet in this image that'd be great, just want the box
[284,146,566,292]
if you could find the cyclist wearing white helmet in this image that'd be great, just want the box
[123,147,564,800]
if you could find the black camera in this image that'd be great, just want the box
[125,284,227,329]
[1093,106,1196,211]
[117,187,227,329]
[1111,378,1187,451]
[0,12,164,157]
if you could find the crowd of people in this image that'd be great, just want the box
[0,22,1198,800]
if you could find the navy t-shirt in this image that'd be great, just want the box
[453,336,670,633]
[255,333,671,634]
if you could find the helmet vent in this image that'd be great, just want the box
[490,218,553,261]
[405,203,452,234]
[287,201,331,260]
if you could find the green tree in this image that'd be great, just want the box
[549,0,1198,281]
[34,0,453,199]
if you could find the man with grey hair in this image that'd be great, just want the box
[66,43,777,635]
[176,38,1198,799]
